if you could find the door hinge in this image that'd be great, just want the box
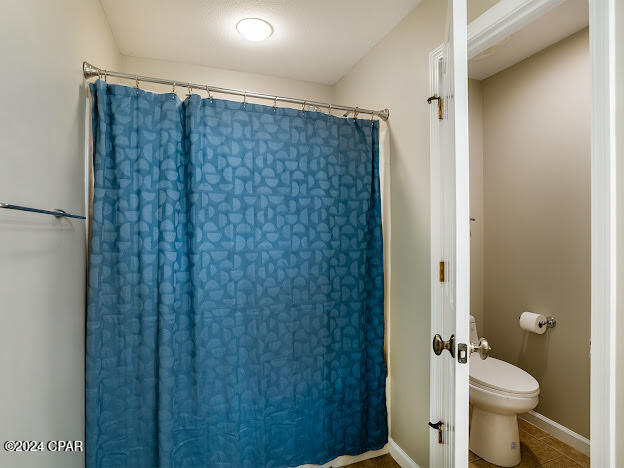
[428,420,444,444]
[439,261,445,282]
[427,95,444,120]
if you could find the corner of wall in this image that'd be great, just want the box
[331,1,447,466]
[93,0,123,69]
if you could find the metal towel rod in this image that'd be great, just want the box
[0,202,86,220]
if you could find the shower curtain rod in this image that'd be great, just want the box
[83,62,389,121]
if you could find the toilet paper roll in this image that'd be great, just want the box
[519,312,547,334]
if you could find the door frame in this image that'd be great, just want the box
[430,0,616,466]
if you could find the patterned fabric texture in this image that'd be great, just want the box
[86,79,386,468]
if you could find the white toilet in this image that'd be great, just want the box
[469,316,540,467]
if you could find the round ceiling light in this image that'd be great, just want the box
[236,18,273,42]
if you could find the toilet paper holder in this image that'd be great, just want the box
[518,313,557,333]
[517,314,557,330]
[539,316,557,329]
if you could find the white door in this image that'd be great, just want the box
[428,1,470,466]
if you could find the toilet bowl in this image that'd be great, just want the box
[469,317,540,467]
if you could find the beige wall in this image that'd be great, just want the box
[0,4,332,468]
[468,0,500,22]
[0,1,120,467]
[4,0,607,464]
[469,80,485,331]
[118,55,333,105]
[478,29,590,438]
[333,1,446,465]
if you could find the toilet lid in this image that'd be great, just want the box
[470,357,539,396]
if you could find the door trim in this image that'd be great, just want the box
[467,0,566,59]
[452,1,471,465]
[588,0,616,465]
[462,0,617,466]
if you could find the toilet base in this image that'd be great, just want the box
[469,407,521,467]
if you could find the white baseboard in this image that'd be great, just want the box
[388,438,420,468]
[519,411,590,456]
[299,445,389,468]
[297,438,419,468]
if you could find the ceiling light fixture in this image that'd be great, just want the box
[236,18,273,42]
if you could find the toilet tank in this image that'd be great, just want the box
[470,315,478,343]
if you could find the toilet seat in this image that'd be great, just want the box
[470,357,539,397]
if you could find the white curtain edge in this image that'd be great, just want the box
[378,120,391,438]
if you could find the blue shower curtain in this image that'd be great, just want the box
[86,80,386,468]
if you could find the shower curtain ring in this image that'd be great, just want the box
[104,71,108,83]
[354,107,359,120]
[206,85,213,103]
[135,75,139,94]
[273,96,277,112]
[172,81,176,97]
[242,92,247,109]
[186,85,193,98]
[302,100,307,114]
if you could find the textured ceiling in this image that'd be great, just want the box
[100,0,421,85]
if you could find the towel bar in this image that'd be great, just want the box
[0,202,86,220]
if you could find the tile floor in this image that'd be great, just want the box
[469,419,590,468]
[344,419,589,468]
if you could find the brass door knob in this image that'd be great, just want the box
[432,333,455,358]
[470,338,491,360]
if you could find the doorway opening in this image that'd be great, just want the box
[467,1,590,466]
[427,0,617,466]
